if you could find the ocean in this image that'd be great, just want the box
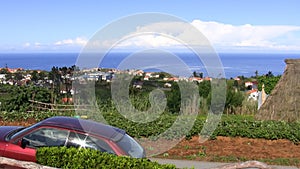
[0,52,299,78]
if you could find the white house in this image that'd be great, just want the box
[245,81,253,88]
[164,83,172,88]
[247,89,259,101]
[143,76,150,81]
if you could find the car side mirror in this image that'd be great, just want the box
[20,138,30,149]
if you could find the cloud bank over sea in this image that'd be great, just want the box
[12,20,300,53]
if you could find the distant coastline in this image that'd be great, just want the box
[0,52,299,78]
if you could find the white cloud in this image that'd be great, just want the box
[115,34,182,48]
[106,20,300,52]
[23,42,30,47]
[115,22,201,49]
[34,42,42,46]
[16,37,88,52]
[54,37,87,46]
[12,21,300,52]
[191,20,300,49]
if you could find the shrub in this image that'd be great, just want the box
[36,147,176,169]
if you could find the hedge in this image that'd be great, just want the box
[36,147,176,169]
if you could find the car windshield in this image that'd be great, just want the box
[5,127,26,141]
[8,122,41,141]
[115,134,145,158]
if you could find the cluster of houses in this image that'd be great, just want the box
[76,68,212,85]
[76,72,114,83]
[235,78,268,108]
[233,77,260,101]
[0,67,266,106]
[0,68,30,85]
[0,66,214,91]
[0,67,24,73]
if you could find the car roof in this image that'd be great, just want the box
[37,116,125,142]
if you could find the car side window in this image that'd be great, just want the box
[23,128,69,148]
[66,132,115,154]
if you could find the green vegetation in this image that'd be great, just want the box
[1,111,299,144]
[257,71,281,94]
[2,67,297,167]
[213,116,300,143]
[0,67,298,143]
[36,147,176,169]
[0,84,52,112]
[0,66,281,116]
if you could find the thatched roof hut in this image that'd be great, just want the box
[256,59,300,122]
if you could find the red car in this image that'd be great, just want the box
[0,116,145,162]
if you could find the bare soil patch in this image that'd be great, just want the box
[0,120,34,127]
[159,136,300,166]
[167,136,300,159]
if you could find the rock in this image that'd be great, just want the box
[211,160,273,169]
[0,157,58,169]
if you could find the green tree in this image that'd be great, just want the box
[14,72,23,81]
[208,81,244,114]
[48,66,62,102]
[198,80,211,98]
[255,70,259,78]
[257,74,281,94]
[193,71,203,78]
[39,71,48,80]
[166,82,181,113]
[0,68,9,74]
[5,72,12,80]
[31,70,39,82]
[266,71,274,77]
[225,89,245,114]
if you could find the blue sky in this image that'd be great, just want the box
[1,0,300,53]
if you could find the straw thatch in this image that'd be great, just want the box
[256,59,300,122]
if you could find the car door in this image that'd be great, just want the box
[2,141,36,162]
[4,127,69,162]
